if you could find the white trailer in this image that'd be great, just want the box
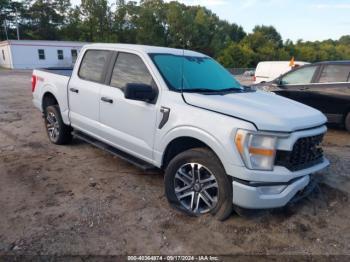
[0,40,87,69]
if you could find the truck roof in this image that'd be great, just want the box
[84,43,206,57]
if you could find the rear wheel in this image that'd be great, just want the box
[44,105,72,145]
[345,112,350,132]
[164,148,233,221]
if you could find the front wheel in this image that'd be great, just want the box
[164,148,233,221]
[44,105,72,145]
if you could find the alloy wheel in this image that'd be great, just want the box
[174,163,219,214]
[46,111,59,142]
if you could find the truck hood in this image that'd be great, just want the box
[183,91,327,132]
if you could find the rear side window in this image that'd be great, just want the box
[318,65,350,83]
[281,66,317,85]
[78,50,110,83]
[110,52,153,89]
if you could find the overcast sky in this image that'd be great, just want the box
[71,0,350,42]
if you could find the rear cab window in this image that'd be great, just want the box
[318,64,350,83]
[78,50,111,83]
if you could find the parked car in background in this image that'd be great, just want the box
[243,70,255,77]
[254,61,350,131]
[254,61,309,84]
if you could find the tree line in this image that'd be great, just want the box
[1,0,350,68]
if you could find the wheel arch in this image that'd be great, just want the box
[42,92,59,112]
[159,128,232,172]
[40,83,70,125]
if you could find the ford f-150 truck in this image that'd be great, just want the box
[32,44,329,220]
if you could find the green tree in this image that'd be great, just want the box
[113,1,138,43]
[80,0,112,41]
[0,0,24,40]
[61,6,85,41]
[22,0,69,40]
[134,0,167,45]
[217,42,255,68]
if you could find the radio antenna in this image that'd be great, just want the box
[181,48,185,94]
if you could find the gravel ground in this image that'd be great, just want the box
[0,69,349,256]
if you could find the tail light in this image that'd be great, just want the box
[31,75,37,92]
[253,76,256,82]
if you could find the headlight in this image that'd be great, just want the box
[235,129,277,171]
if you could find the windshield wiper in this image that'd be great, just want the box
[182,88,242,94]
[215,87,244,92]
[182,88,221,93]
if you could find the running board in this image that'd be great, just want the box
[72,131,157,171]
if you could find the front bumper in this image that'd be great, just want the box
[232,175,309,209]
[231,158,329,209]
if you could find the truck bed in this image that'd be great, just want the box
[40,67,73,77]
[32,68,71,122]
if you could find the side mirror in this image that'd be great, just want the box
[274,78,284,87]
[124,83,157,103]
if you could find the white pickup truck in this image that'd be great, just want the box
[32,44,329,220]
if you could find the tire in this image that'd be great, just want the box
[345,112,350,132]
[44,105,72,145]
[164,148,233,221]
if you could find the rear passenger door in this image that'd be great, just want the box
[68,49,112,134]
[98,52,159,162]
[302,64,350,123]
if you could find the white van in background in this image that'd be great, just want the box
[254,61,309,84]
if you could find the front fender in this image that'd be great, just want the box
[155,125,243,173]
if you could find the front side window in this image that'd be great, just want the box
[2,50,5,60]
[150,53,241,92]
[57,50,64,60]
[78,50,110,83]
[318,65,350,83]
[110,52,153,89]
[38,49,45,60]
[281,66,317,85]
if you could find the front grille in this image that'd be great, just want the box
[275,134,324,171]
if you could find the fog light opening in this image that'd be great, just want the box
[258,185,287,195]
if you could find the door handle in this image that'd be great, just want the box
[300,87,309,91]
[69,88,79,93]
[101,97,113,104]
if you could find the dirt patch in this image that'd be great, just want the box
[0,70,349,256]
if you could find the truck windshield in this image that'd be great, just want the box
[149,53,242,92]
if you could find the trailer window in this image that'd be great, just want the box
[78,50,110,83]
[38,49,45,60]
[71,49,78,63]
[57,50,64,60]
[2,50,5,60]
